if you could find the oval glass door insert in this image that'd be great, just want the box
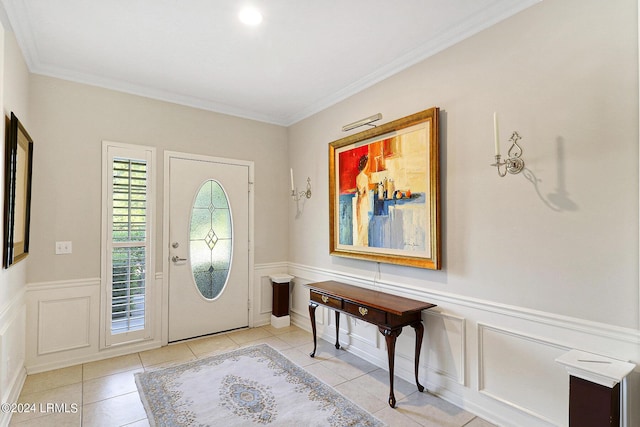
[190,180,232,300]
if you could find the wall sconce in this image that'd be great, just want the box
[492,112,524,177]
[290,169,311,201]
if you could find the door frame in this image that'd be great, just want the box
[161,151,255,345]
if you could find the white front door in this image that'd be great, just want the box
[168,154,251,342]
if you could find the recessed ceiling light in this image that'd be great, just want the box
[239,7,263,26]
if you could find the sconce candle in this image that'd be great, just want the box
[290,168,295,192]
[493,112,500,156]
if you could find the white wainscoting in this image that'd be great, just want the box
[25,277,162,374]
[287,263,640,427]
[21,263,640,426]
[0,289,26,427]
[24,265,288,374]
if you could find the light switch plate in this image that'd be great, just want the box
[55,241,72,255]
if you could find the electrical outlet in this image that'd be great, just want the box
[55,241,72,255]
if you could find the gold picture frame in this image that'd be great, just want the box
[329,107,440,269]
[3,112,34,268]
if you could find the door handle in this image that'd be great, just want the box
[172,255,188,263]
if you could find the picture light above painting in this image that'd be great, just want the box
[3,112,34,268]
[329,107,441,270]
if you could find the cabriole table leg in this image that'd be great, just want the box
[410,321,425,392]
[380,327,402,408]
[335,311,341,349]
[309,302,318,357]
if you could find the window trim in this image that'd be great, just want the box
[101,141,156,348]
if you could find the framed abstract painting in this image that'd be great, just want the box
[329,107,440,269]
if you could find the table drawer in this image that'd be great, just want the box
[310,290,342,310]
[344,301,386,324]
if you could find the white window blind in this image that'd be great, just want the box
[111,159,147,334]
[102,142,155,347]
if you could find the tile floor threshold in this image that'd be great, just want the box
[10,325,497,427]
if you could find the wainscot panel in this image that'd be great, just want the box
[38,297,91,355]
[423,310,466,385]
[478,323,569,425]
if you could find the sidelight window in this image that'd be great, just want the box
[102,141,155,347]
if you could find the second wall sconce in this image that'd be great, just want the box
[290,168,311,201]
[491,112,525,177]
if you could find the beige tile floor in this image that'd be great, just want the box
[10,325,496,427]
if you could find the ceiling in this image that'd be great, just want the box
[1,0,539,126]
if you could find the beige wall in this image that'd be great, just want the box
[1,25,29,298]
[26,76,289,283]
[286,2,639,423]
[288,0,639,329]
[0,27,30,421]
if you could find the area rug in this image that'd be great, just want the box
[135,343,385,426]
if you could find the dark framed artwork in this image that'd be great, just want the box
[3,112,34,268]
[329,107,441,270]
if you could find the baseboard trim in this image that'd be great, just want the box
[25,339,162,375]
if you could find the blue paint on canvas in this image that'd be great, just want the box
[340,192,426,250]
[338,194,354,245]
[369,193,425,249]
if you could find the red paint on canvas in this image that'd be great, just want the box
[338,145,368,194]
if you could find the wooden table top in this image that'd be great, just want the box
[306,280,436,316]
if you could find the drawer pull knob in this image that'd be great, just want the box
[358,307,368,316]
[321,295,329,303]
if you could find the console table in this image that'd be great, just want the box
[306,280,436,407]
